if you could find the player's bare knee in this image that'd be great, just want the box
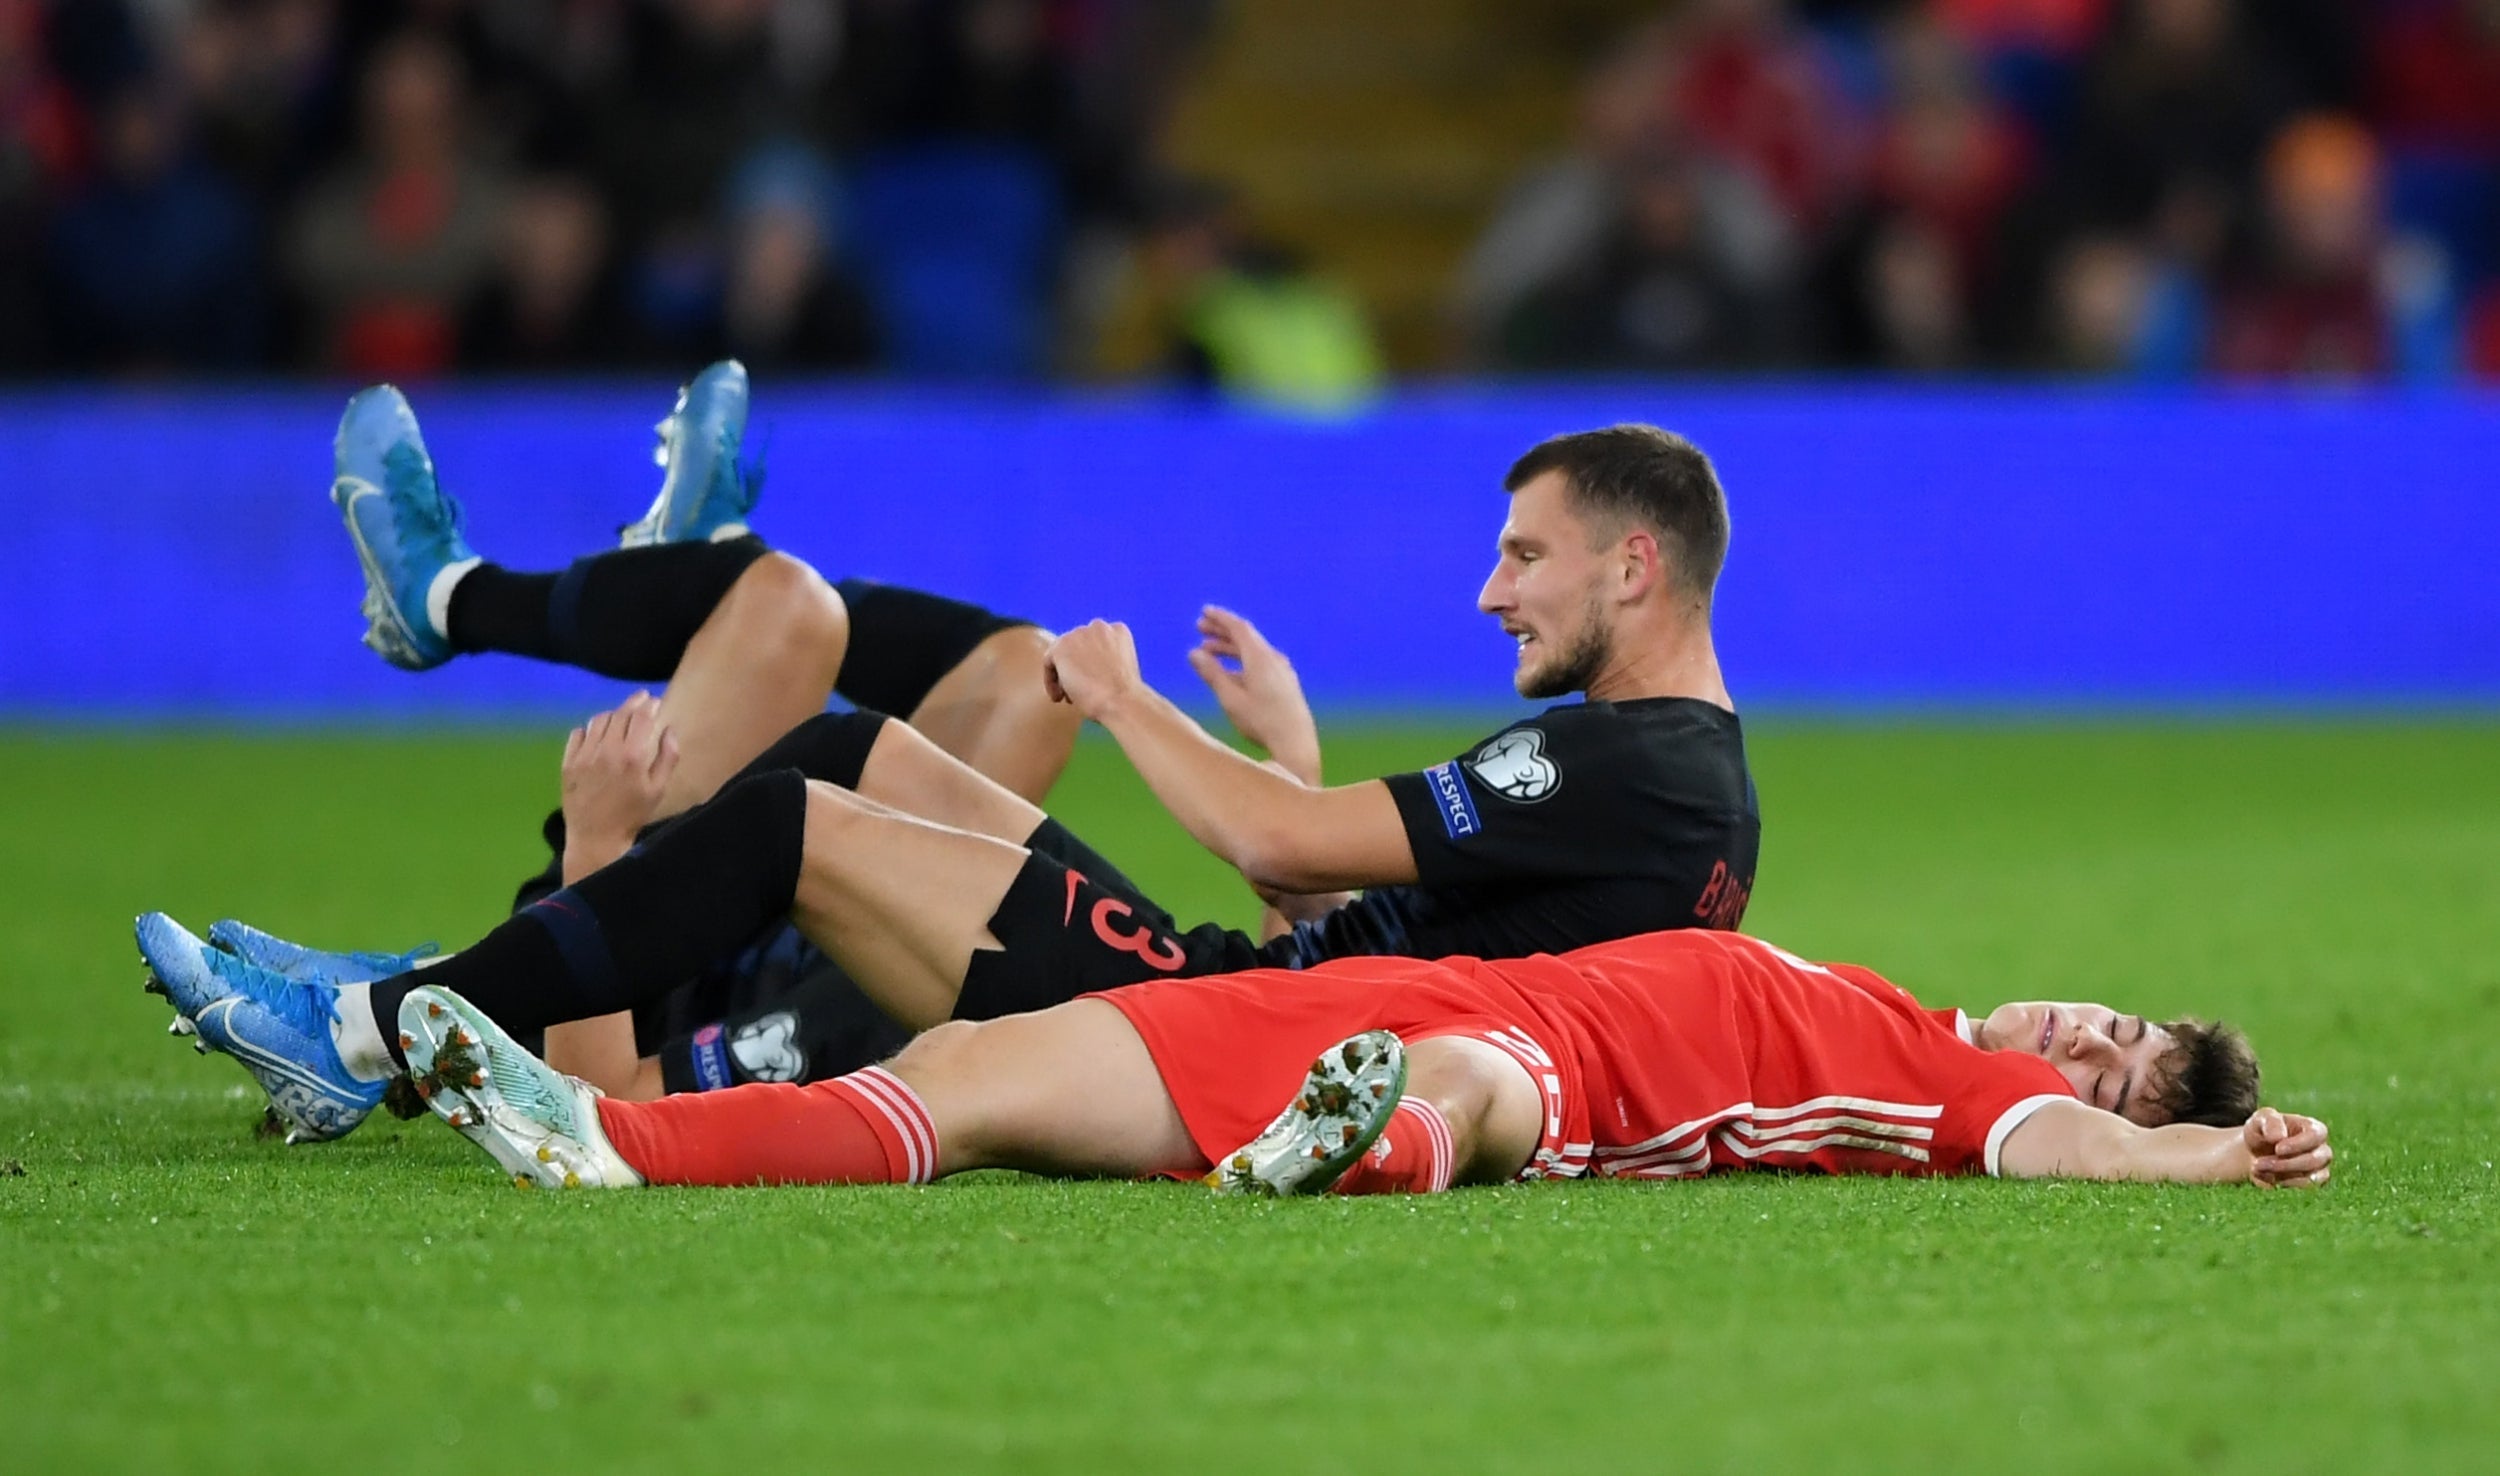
[1407,1037,1542,1184]
[888,1019,1023,1167]
[890,1018,983,1080]
[731,552,849,672]
[987,629,1082,739]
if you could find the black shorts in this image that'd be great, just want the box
[953,851,1276,1021]
[641,925,914,1092]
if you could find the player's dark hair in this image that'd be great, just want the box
[1503,425,1731,603]
[2148,1018,2262,1128]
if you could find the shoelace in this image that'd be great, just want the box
[202,946,339,1038]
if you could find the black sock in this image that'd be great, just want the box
[732,709,889,791]
[447,538,772,680]
[512,711,883,931]
[368,767,811,1065]
[831,579,1031,717]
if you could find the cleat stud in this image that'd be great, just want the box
[284,1130,303,1146]
[536,1146,553,1163]
[399,1033,414,1050]
[446,1110,466,1127]
[1307,1146,1328,1160]
[415,1079,434,1098]
[561,1172,580,1189]
[426,1002,444,1018]
[1341,1124,1359,1144]
[469,1072,484,1088]
[191,1040,209,1055]
[511,1175,531,1190]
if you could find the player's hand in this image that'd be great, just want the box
[1187,605,1321,783]
[2243,1108,2333,1189]
[1042,619,1146,719]
[561,691,681,851]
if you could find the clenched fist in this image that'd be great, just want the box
[1042,619,1145,719]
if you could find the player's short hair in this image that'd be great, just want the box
[1504,424,1731,603]
[2147,1018,2262,1127]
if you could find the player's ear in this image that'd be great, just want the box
[1618,529,1665,601]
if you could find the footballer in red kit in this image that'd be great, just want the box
[393,927,2332,1199]
[1101,931,2096,1183]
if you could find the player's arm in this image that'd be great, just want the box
[541,695,678,1101]
[1996,1099,2333,1187]
[1045,620,1420,893]
[1245,758,1356,941]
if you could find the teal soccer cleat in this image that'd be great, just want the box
[206,918,435,986]
[136,912,386,1144]
[331,384,479,670]
[619,359,760,547]
[1206,1031,1408,1196]
[399,986,641,1189]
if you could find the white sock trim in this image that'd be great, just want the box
[1399,1098,1456,1193]
[424,556,482,642]
[331,983,395,1082]
[845,1067,939,1184]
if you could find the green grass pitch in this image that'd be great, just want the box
[4,719,2497,1473]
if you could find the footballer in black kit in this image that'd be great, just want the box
[619,692,1758,1092]
[426,419,1763,1099]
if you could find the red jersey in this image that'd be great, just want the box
[1095,929,2075,1181]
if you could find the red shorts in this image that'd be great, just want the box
[1087,958,1589,1181]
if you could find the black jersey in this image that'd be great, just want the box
[1266,697,1758,968]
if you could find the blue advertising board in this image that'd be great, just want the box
[3,384,2494,718]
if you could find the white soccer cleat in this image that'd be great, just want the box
[397,986,641,1189]
[1208,1030,1408,1196]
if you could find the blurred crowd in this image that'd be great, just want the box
[0,0,1211,380]
[5,0,2500,384]
[1464,0,2500,379]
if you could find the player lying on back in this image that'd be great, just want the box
[392,926,2332,1196]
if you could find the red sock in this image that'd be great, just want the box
[1331,1098,1455,1195]
[594,1066,938,1187]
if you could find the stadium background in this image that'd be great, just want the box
[5,3,2498,1473]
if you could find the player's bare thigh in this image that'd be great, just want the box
[652,551,849,817]
[887,1000,1201,1179]
[897,624,1082,810]
[1405,1035,1544,1185]
[787,780,1031,1029]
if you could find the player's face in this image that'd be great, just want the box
[1479,470,1617,699]
[1976,1001,2178,1126]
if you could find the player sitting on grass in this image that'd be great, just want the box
[140,420,1767,1148]
[386,926,2331,1196]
